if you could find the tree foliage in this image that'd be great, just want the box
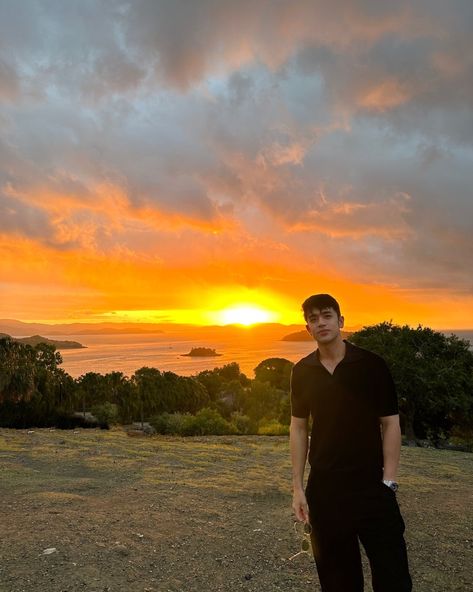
[0,337,73,427]
[253,357,293,391]
[350,322,473,442]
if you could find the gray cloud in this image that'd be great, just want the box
[0,191,59,244]
[0,0,472,298]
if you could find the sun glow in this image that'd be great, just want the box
[215,305,278,326]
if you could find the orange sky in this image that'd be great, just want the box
[1,1,472,330]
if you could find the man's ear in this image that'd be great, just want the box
[339,315,345,329]
[305,323,313,336]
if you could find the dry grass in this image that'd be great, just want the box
[0,428,472,592]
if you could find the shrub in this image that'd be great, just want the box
[183,408,236,436]
[0,402,99,429]
[258,419,290,436]
[91,402,119,426]
[150,412,187,435]
[449,425,473,452]
[230,412,257,435]
[150,408,236,436]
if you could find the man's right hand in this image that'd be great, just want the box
[292,489,309,523]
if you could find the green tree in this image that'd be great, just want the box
[103,372,135,423]
[0,338,75,427]
[159,372,209,414]
[75,372,108,416]
[196,363,249,402]
[132,367,162,426]
[243,379,282,423]
[254,357,293,391]
[0,338,36,403]
[350,322,473,443]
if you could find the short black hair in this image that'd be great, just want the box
[302,294,341,321]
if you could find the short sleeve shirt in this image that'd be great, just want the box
[290,340,398,480]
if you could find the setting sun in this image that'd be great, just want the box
[214,305,278,326]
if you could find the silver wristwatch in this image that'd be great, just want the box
[382,479,399,492]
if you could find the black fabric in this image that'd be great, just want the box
[306,479,412,592]
[290,340,398,481]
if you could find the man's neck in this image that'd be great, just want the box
[317,336,346,362]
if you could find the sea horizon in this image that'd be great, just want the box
[11,328,472,380]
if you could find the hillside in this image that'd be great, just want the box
[0,333,85,349]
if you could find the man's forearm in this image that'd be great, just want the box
[382,420,401,480]
[290,424,308,491]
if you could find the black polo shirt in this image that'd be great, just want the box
[291,340,398,483]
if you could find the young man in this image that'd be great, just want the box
[290,294,412,592]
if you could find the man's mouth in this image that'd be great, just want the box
[318,330,329,336]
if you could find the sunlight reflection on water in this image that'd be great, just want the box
[55,332,317,378]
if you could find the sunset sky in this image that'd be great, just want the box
[1,1,472,329]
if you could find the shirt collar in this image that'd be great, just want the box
[301,340,365,367]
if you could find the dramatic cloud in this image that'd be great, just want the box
[0,0,472,325]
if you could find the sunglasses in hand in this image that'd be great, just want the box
[289,521,313,561]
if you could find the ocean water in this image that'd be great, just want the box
[40,329,473,379]
[54,332,317,378]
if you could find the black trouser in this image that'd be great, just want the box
[306,476,412,592]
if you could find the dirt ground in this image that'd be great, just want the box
[0,428,472,592]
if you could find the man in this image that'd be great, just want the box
[290,293,412,592]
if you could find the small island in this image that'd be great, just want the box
[181,347,222,357]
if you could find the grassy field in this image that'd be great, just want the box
[0,428,472,592]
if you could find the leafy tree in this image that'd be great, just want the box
[254,357,294,391]
[75,372,108,416]
[0,338,76,427]
[159,371,209,414]
[54,368,76,412]
[350,322,473,443]
[242,379,282,423]
[196,363,249,402]
[104,372,128,404]
[130,367,210,425]
[214,379,246,418]
[0,338,36,403]
[132,367,163,426]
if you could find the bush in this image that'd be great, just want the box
[150,412,186,435]
[0,402,99,429]
[183,408,236,436]
[91,402,119,426]
[258,419,290,436]
[449,425,473,452]
[230,412,257,435]
[150,408,236,436]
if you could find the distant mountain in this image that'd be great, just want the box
[0,318,363,340]
[72,327,165,335]
[0,319,308,338]
[0,319,164,336]
[0,333,85,349]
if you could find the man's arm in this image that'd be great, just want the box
[290,416,310,522]
[380,414,401,481]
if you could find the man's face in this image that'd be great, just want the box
[305,307,344,345]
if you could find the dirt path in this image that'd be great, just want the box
[0,429,472,592]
